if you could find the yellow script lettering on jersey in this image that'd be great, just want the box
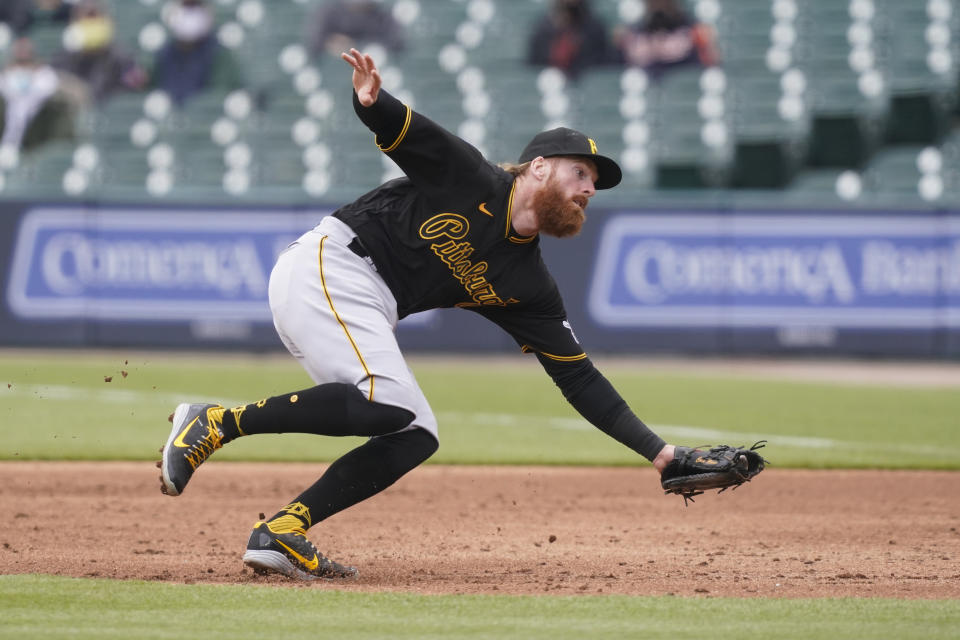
[418,213,515,307]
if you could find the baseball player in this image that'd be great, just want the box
[159,48,680,580]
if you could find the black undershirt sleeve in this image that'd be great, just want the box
[536,354,666,462]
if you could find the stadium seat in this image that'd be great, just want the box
[803,71,888,168]
[862,145,949,205]
[876,0,958,145]
[727,72,809,188]
[98,147,152,198]
[782,167,857,204]
[864,146,926,190]
[0,142,75,198]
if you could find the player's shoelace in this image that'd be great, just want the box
[183,421,223,470]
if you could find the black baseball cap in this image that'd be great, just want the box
[518,127,622,189]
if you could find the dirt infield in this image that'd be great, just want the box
[2,461,958,599]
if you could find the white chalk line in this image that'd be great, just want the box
[2,383,247,411]
[5,384,954,457]
[437,411,957,458]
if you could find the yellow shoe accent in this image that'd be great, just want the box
[173,406,224,447]
[229,405,247,436]
[275,539,320,571]
[280,502,312,526]
[207,406,225,425]
[178,407,225,470]
[172,417,201,448]
[246,521,357,579]
[265,514,307,535]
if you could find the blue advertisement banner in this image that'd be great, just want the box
[4,205,441,329]
[588,213,960,329]
[1,203,958,355]
[7,207,317,321]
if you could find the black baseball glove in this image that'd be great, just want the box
[660,441,768,505]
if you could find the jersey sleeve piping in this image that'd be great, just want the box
[520,345,587,361]
[377,103,412,153]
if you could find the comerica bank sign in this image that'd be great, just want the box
[4,206,438,329]
[6,208,311,321]
[589,213,960,329]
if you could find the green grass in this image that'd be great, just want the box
[1,575,958,640]
[2,351,958,636]
[1,349,959,468]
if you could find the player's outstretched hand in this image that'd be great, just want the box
[342,47,381,107]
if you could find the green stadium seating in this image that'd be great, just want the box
[0,0,956,205]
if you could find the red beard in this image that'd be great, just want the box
[532,178,586,238]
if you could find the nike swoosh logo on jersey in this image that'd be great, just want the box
[478,202,493,217]
[173,417,201,448]
[276,539,320,571]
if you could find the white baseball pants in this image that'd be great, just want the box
[267,215,438,439]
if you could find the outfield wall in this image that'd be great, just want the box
[1,200,958,358]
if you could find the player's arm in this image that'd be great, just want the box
[477,305,668,465]
[342,48,489,198]
[536,353,667,464]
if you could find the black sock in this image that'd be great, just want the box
[219,383,414,442]
[264,427,438,529]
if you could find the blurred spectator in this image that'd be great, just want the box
[0,0,75,34]
[526,0,615,79]
[307,0,406,59]
[49,0,148,103]
[0,0,36,35]
[614,0,719,79]
[29,0,75,29]
[151,0,243,106]
[0,36,77,150]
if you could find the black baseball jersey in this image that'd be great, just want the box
[334,89,580,362]
[333,89,666,462]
